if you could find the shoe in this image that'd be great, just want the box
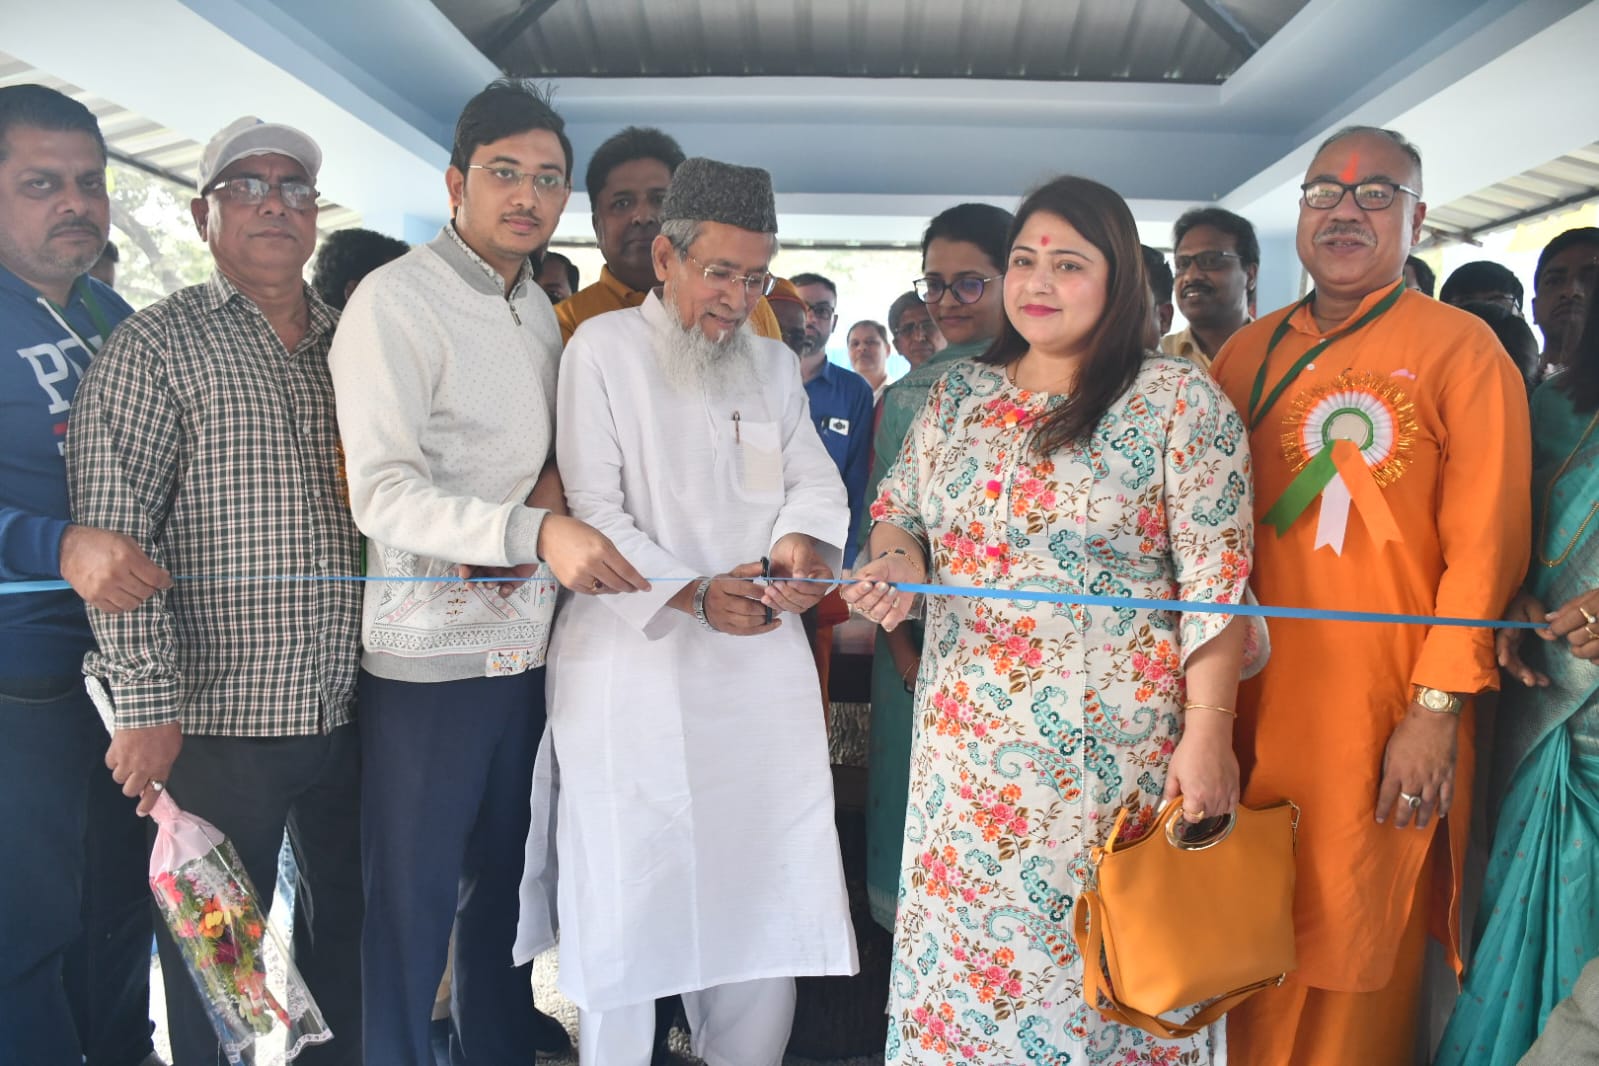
[530,1004,573,1056]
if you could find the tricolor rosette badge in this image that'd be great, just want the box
[1263,371,1415,554]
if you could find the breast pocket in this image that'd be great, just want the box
[734,419,784,500]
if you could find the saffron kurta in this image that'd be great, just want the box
[874,357,1259,1065]
[554,263,783,345]
[514,295,858,1013]
[1209,284,1532,998]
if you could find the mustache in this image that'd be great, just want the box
[49,220,102,238]
[1314,224,1376,246]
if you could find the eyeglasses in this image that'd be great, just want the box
[894,319,940,340]
[1174,250,1243,273]
[804,301,835,321]
[1448,291,1521,313]
[1300,180,1420,212]
[466,165,568,198]
[204,177,319,211]
[914,274,1002,305]
[684,253,775,297]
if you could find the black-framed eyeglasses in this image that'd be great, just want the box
[204,177,319,211]
[466,164,568,198]
[1174,250,1243,273]
[894,318,940,340]
[915,274,1002,305]
[804,300,835,321]
[684,253,775,297]
[1300,180,1420,212]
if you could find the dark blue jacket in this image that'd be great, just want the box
[0,263,133,678]
[804,359,876,569]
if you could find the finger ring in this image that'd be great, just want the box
[1581,607,1598,624]
[1399,790,1421,808]
[590,578,603,591]
[150,780,165,793]
[1586,622,1599,640]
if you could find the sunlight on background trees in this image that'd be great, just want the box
[105,164,214,309]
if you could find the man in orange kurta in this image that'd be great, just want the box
[554,126,782,345]
[1211,126,1532,1065]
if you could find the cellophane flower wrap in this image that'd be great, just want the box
[85,676,330,1064]
[147,793,331,1064]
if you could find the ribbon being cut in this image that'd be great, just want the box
[84,678,331,1065]
[1263,370,1412,555]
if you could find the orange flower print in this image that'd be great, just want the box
[1130,639,1180,701]
[1219,548,1249,585]
[1135,504,1169,553]
[969,782,1029,843]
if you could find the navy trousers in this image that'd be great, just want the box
[358,668,547,1066]
[153,726,364,1066]
[0,676,154,1066]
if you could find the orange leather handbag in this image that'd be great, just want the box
[1071,796,1299,1040]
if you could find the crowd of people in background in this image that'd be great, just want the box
[3,72,1598,1066]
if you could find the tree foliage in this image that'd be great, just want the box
[105,164,213,310]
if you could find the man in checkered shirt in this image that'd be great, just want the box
[66,117,363,1066]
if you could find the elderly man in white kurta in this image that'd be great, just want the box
[515,158,858,1065]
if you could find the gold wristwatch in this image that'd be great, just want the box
[1412,685,1463,716]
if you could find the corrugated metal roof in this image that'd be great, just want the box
[437,0,1309,83]
[0,50,361,234]
[1420,142,1599,249]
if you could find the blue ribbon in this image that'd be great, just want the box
[0,573,1544,631]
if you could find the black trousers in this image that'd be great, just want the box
[0,676,154,1066]
[153,725,363,1066]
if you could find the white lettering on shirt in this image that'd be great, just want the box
[17,339,91,415]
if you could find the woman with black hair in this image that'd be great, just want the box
[846,176,1262,1063]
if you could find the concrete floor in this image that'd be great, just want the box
[150,947,886,1066]
[526,950,885,1066]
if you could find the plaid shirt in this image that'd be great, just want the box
[68,272,362,735]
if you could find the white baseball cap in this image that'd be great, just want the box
[196,116,322,192]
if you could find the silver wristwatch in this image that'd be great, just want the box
[692,577,716,631]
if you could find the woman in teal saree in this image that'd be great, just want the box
[1437,302,1599,1066]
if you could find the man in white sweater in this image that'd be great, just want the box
[329,80,643,1065]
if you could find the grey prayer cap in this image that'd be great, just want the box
[661,157,777,234]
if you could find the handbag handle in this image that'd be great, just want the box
[1073,886,1279,1040]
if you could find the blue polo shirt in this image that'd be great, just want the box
[803,360,875,568]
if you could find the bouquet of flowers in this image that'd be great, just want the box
[87,679,331,1065]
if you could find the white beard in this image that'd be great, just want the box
[656,281,762,397]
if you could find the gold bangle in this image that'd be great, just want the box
[1184,702,1237,718]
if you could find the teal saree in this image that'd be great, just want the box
[1437,381,1599,1066]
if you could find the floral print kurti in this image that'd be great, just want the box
[873,358,1257,1065]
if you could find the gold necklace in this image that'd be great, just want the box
[1538,406,1599,568]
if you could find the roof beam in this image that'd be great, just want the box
[108,147,194,191]
[486,0,562,66]
[1417,185,1599,250]
[1178,0,1262,58]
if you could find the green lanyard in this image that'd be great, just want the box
[1246,281,1405,430]
[46,280,116,354]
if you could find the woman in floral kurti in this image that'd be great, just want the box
[844,177,1259,1065]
